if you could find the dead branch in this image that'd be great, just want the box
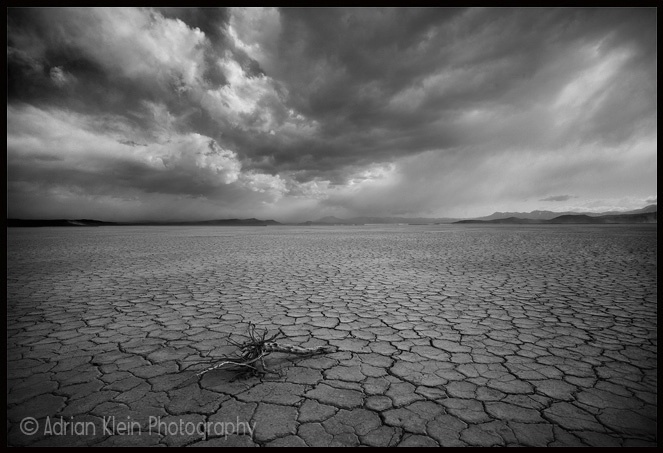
[176,322,337,388]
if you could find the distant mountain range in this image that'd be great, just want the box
[455,208,657,225]
[136,218,282,226]
[6,204,656,227]
[7,219,118,227]
[6,218,281,227]
[472,204,657,221]
[303,205,657,225]
[299,215,460,225]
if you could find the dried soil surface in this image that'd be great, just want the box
[6,225,657,446]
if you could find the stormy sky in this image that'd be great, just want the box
[7,7,657,222]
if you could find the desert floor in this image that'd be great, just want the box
[6,224,657,446]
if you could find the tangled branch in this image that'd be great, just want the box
[177,322,337,387]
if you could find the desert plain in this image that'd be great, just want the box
[6,224,657,446]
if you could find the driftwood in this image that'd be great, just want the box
[178,323,337,386]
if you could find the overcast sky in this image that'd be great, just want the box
[7,7,657,222]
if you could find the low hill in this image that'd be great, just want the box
[549,212,657,224]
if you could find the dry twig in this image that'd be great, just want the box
[177,322,337,387]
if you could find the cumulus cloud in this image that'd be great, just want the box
[7,104,293,220]
[49,66,76,87]
[227,7,282,74]
[7,7,657,221]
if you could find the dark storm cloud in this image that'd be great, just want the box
[229,7,656,179]
[7,7,657,221]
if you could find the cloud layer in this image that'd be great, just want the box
[7,7,657,221]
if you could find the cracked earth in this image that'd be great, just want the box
[6,225,658,446]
